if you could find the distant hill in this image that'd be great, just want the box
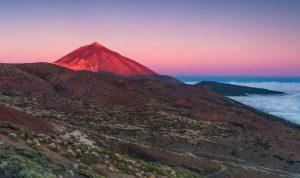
[196,81,285,96]
[54,42,156,76]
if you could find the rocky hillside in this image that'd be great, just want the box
[0,62,299,177]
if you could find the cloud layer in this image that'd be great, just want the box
[229,82,300,125]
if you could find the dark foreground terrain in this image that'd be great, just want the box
[0,63,299,178]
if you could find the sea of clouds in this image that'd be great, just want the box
[229,82,300,125]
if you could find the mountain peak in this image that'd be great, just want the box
[53,42,156,76]
[90,42,102,47]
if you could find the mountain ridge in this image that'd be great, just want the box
[196,81,285,96]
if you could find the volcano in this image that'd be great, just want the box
[53,42,156,76]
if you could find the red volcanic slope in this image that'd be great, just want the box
[53,42,156,76]
[0,106,54,133]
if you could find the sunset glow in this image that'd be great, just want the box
[0,0,299,76]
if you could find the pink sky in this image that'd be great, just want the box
[0,1,299,76]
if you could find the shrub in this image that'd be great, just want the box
[115,160,135,174]
[255,137,271,150]
[79,169,93,177]
[174,167,203,178]
[137,160,172,176]
[16,148,51,167]
[80,154,98,165]
[0,149,56,178]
